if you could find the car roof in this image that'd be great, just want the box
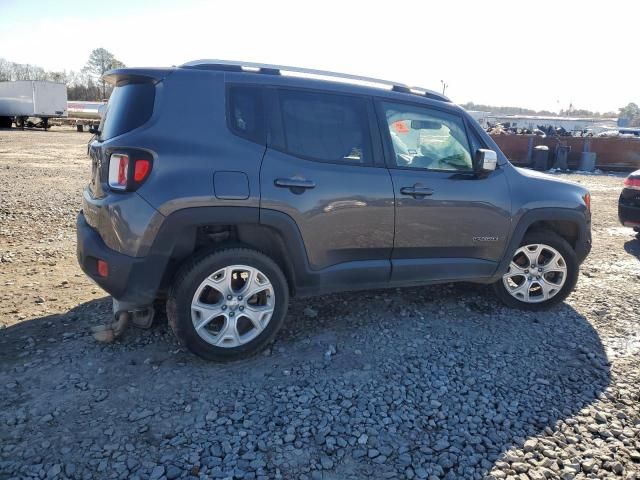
[181,59,452,104]
[103,61,467,116]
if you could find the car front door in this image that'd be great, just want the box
[260,88,395,289]
[377,100,512,284]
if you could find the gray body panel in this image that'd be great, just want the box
[77,65,592,307]
[260,148,395,270]
[81,188,164,257]
[388,167,512,282]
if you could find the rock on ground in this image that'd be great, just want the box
[1,129,639,479]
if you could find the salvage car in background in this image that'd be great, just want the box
[619,169,640,235]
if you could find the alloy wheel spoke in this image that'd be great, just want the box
[242,307,269,332]
[535,279,555,300]
[205,267,232,298]
[508,261,527,276]
[544,258,567,275]
[510,280,531,302]
[544,267,565,281]
[544,249,558,267]
[544,268,566,276]
[244,281,273,301]
[240,268,269,297]
[212,316,240,347]
[192,302,225,331]
[523,245,541,268]
[245,302,274,316]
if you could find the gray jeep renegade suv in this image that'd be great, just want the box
[77,60,592,360]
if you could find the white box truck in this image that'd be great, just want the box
[0,80,68,129]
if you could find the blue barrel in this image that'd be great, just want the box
[579,152,596,172]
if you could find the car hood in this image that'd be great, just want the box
[514,166,586,190]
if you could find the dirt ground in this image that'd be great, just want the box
[0,128,639,480]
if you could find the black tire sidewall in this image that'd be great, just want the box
[168,248,289,361]
[493,230,579,311]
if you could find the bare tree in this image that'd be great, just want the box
[83,48,125,99]
[48,71,68,83]
[0,58,11,81]
[0,53,125,101]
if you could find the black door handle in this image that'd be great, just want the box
[274,178,316,190]
[400,186,433,198]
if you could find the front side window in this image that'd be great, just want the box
[278,89,371,164]
[382,102,473,171]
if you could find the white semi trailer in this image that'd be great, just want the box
[0,80,68,129]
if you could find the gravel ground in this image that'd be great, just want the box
[1,128,639,480]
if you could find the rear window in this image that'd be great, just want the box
[99,82,155,141]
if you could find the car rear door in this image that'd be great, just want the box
[260,87,395,285]
[377,100,512,283]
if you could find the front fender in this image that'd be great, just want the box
[491,207,591,282]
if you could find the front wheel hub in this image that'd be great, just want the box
[502,243,567,303]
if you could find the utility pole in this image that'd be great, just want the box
[440,80,448,96]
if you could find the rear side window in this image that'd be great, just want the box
[278,89,371,164]
[227,85,265,144]
[99,82,155,141]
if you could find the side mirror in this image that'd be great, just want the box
[89,126,99,135]
[474,149,498,174]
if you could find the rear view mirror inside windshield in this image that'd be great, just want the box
[410,120,442,130]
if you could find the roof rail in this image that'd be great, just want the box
[181,59,450,102]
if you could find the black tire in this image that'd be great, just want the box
[0,116,12,129]
[167,247,289,361]
[492,230,579,311]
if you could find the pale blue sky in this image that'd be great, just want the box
[0,0,636,113]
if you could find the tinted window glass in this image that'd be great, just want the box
[382,102,472,171]
[99,82,155,141]
[279,90,370,164]
[467,125,483,154]
[228,86,265,144]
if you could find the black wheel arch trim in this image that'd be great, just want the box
[150,206,391,297]
[492,207,591,281]
[147,206,311,296]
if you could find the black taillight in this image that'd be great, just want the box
[107,149,153,191]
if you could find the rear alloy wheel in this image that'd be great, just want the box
[493,230,578,310]
[168,248,289,361]
[191,265,275,348]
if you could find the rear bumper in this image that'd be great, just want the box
[619,189,640,229]
[76,212,162,306]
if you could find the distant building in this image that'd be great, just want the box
[484,114,617,134]
[466,110,491,128]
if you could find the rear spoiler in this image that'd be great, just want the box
[102,68,175,86]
